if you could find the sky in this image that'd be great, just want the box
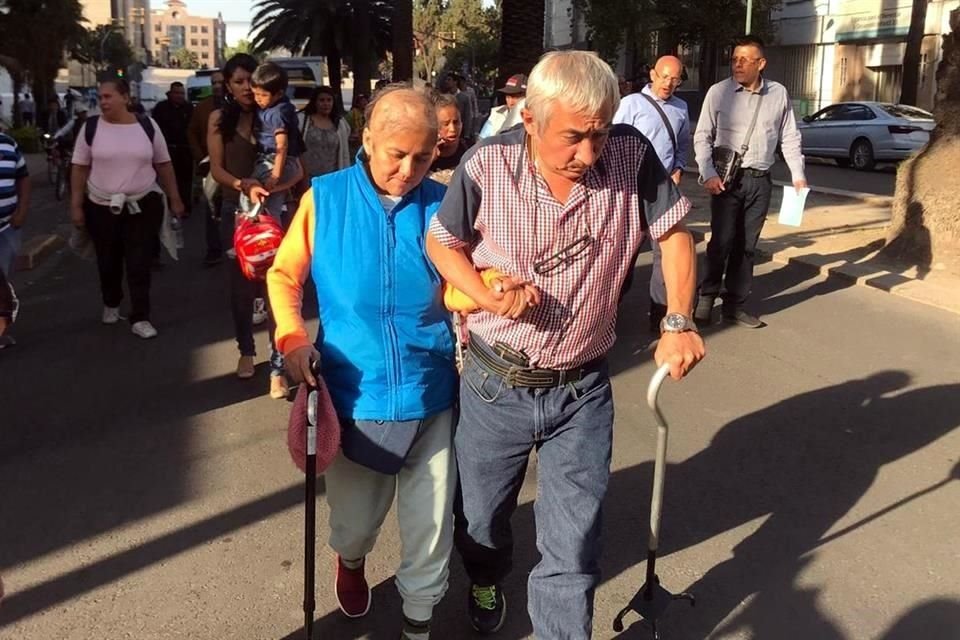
[170,0,497,47]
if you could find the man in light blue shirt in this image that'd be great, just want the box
[613,55,689,331]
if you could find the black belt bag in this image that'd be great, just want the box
[468,335,602,389]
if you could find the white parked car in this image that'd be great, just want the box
[798,101,935,171]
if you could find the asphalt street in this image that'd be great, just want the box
[770,157,897,196]
[1,202,958,639]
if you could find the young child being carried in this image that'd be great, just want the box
[242,62,304,217]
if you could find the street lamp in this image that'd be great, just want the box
[745,0,753,34]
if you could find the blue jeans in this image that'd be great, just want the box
[0,226,22,278]
[454,347,614,639]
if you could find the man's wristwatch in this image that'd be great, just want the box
[660,312,698,334]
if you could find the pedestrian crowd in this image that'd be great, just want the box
[1,34,812,640]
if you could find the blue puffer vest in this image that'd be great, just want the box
[309,162,457,421]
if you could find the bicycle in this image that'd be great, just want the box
[44,134,58,187]
[53,145,71,202]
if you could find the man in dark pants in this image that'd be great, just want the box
[693,35,807,328]
[152,82,194,216]
[188,71,225,265]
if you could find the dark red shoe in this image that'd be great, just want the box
[335,556,371,618]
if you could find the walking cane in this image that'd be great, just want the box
[613,364,695,638]
[303,361,321,640]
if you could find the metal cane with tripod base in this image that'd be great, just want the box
[614,364,695,638]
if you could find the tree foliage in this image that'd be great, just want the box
[172,48,200,70]
[0,0,86,121]
[72,24,135,73]
[414,0,500,87]
[223,39,264,63]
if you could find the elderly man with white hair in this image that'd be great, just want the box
[426,51,706,638]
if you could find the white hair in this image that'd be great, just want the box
[525,51,620,129]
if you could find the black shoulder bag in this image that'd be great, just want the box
[639,93,678,157]
[711,91,764,188]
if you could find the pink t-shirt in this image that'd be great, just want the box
[72,117,172,195]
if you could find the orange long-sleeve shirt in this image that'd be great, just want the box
[266,189,316,356]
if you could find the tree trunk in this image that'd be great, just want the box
[498,0,545,89]
[887,8,960,269]
[900,0,930,105]
[392,0,414,82]
[328,50,344,111]
[351,0,374,100]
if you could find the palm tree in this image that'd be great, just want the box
[391,0,414,82]
[252,0,392,108]
[251,0,348,105]
[497,0,544,88]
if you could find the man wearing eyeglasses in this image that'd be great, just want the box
[613,55,690,332]
[426,51,705,638]
[693,34,807,329]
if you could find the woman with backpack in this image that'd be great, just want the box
[297,86,351,180]
[70,78,185,340]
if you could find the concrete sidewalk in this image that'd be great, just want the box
[681,180,960,316]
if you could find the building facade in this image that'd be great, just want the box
[149,0,227,69]
[766,0,960,115]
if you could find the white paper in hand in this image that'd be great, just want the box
[778,186,810,227]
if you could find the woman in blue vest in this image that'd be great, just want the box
[267,86,457,640]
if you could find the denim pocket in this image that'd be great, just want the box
[462,356,506,403]
[567,365,610,402]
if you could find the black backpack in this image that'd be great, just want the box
[84,114,156,147]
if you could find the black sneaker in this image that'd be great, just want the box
[722,309,765,328]
[203,251,223,267]
[693,295,715,324]
[469,584,506,634]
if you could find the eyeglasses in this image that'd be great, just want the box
[731,56,762,66]
[533,234,594,275]
[654,69,683,87]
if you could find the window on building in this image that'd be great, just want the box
[154,24,161,32]
[839,58,848,86]
[154,37,160,45]
[201,39,208,47]
[191,25,198,33]
[167,25,186,51]
[191,39,198,46]
[201,26,209,33]
[202,52,209,60]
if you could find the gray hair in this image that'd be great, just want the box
[525,51,620,129]
[364,83,438,138]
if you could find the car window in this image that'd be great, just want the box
[287,86,315,101]
[840,105,876,121]
[879,104,934,120]
[811,106,840,122]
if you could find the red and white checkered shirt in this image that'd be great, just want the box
[429,125,690,369]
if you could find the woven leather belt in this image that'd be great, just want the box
[467,337,601,388]
[740,167,771,178]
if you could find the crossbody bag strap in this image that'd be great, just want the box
[640,93,678,155]
[740,90,765,156]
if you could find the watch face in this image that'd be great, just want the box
[664,313,687,331]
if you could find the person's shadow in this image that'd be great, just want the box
[606,371,960,639]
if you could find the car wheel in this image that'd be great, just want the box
[850,139,875,171]
[835,158,851,168]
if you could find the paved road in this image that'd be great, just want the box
[1,199,958,638]
[770,157,897,196]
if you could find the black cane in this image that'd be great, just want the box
[303,362,320,640]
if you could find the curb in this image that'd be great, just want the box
[689,229,959,316]
[15,234,65,272]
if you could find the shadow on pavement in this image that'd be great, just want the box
[877,598,960,640]
[607,371,959,638]
[0,211,311,627]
